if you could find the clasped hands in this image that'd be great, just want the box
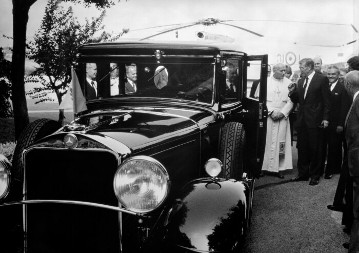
[270,110,284,121]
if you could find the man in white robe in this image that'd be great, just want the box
[261,63,294,178]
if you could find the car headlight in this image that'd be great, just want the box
[113,156,170,213]
[205,158,222,178]
[0,154,11,200]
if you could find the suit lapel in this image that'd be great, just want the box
[345,95,359,127]
[331,80,342,94]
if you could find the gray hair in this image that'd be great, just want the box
[299,58,314,70]
[327,65,339,74]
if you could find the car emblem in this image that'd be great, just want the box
[63,134,78,149]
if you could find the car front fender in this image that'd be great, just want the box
[152,178,250,252]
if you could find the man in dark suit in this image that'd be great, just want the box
[125,64,137,94]
[85,63,97,100]
[289,58,331,185]
[342,70,359,252]
[321,65,351,179]
[250,64,271,98]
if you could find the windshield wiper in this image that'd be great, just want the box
[98,65,119,83]
[147,66,166,82]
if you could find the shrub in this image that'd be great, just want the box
[0,141,16,162]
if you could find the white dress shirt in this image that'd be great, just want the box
[330,80,338,91]
[304,71,315,98]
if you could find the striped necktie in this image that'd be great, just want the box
[303,77,309,98]
[91,81,97,96]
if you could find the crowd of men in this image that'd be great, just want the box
[258,55,359,252]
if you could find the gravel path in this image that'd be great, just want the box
[243,143,349,253]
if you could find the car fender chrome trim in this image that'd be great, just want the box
[0,200,138,215]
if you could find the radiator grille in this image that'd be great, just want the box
[25,148,120,253]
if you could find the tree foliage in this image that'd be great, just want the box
[0,47,13,118]
[11,0,122,139]
[27,0,115,109]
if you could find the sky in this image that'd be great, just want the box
[0,0,358,67]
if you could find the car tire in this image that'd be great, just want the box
[12,119,61,191]
[219,122,245,180]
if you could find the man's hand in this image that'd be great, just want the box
[270,111,285,121]
[336,126,343,133]
[321,120,329,128]
[288,83,296,96]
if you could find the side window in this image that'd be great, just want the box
[247,62,270,100]
[84,62,98,100]
[222,59,239,104]
[110,62,120,96]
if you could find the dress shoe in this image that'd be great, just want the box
[343,242,349,249]
[309,178,319,185]
[327,204,344,212]
[277,172,284,179]
[291,176,309,182]
[324,174,333,179]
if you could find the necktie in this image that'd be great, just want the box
[303,77,308,90]
[303,77,309,98]
[91,81,97,96]
[130,82,137,92]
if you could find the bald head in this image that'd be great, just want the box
[313,57,322,73]
[344,70,359,97]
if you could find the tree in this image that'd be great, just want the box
[27,0,120,124]
[11,0,118,139]
[0,48,13,118]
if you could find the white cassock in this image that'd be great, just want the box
[262,76,294,173]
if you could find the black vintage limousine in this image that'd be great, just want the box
[0,41,268,252]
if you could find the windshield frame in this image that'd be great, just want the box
[76,56,217,105]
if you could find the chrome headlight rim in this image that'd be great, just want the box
[113,155,170,214]
[0,159,11,200]
[205,158,223,178]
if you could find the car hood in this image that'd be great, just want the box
[69,106,215,152]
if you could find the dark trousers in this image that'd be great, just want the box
[321,126,344,175]
[296,126,323,180]
[338,143,354,228]
[349,176,359,252]
[333,156,349,206]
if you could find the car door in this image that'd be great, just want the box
[242,54,268,178]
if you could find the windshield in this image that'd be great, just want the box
[79,61,215,104]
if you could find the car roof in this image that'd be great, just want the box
[78,40,246,57]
